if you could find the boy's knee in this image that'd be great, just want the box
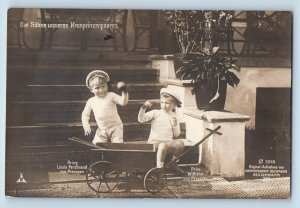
[173,140,184,147]
[158,143,167,149]
[157,142,168,151]
[174,140,185,152]
[176,139,184,146]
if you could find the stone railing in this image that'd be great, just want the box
[184,109,250,178]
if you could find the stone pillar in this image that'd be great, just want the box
[184,108,250,178]
[166,79,196,108]
[150,55,176,82]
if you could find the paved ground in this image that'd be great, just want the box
[5,171,290,199]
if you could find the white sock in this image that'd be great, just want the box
[157,162,164,168]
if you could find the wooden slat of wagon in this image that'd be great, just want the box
[68,137,156,152]
[96,142,155,152]
[90,148,155,153]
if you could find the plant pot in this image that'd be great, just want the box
[193,79,227,111]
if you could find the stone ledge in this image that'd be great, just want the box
[165,79,193,87]
[149,54,174,60]
[150,54,291,68]
[183,107,250,122]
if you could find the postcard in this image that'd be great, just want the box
[5,8,291,198]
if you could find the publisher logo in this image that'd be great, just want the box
[16,172,27,183]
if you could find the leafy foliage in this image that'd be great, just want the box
[164,10,240,88]
[164,10,232,54]
[175,47,240,87]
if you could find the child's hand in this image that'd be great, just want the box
[142,100,153,109]
[117,81,127,93]
[83,125,92,136]
[170,117,178,127]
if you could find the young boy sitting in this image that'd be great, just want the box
[82,70,129,144]
[138,88,185,174]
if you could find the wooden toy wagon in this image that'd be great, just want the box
[68,126,221,195]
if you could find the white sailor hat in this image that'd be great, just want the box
[160,88,182,107]
[86,70,110,88]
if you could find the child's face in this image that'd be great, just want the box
[90,77,108,98]
[160,96,175,113]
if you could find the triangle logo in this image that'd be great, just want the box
[16,172,27,183]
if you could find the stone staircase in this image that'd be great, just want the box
[6,49,168,179]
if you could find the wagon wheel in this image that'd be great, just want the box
[144,167,166,194]
[86,161,119,194]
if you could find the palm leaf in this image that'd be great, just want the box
[175,66,185,74]
[225,71,240,87]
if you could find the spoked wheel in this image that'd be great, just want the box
[86,161,119,194]
[144,167,166,194]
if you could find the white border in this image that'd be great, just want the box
[1,0,298,207]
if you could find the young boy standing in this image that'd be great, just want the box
[138,88,185,173]
[82,70,129,144]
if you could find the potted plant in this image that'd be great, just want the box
[164,10,240,110]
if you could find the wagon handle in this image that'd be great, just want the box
[167,125,222,167]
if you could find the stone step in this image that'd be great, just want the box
[6,121,186,147]
[7,83,165,102]
[7,65,159,85]
[6,139,194,164]
[7,48,155,63]
[6,122,152,146]
[6,100,160,125]
[10,141,156,154]
[5,150,93,174]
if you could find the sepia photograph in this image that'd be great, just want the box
[5,8,291,198]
